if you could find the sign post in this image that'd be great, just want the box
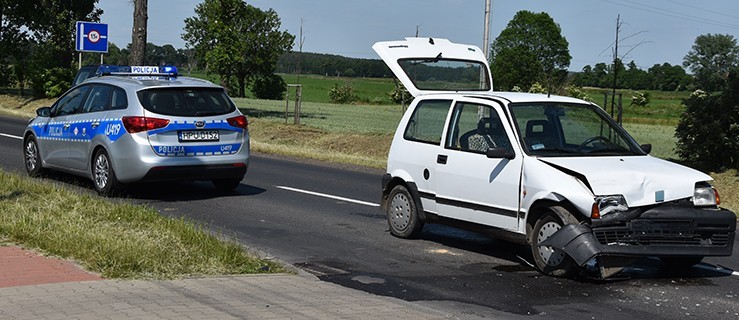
[75,21,109,69]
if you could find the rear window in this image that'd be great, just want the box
[137,87,236,117]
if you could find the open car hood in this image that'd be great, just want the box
[540,156,711,207]
[372,37,493,97]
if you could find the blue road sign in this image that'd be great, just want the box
[76,21,108,53]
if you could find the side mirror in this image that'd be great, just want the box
[486,147,515,160]
[36,107,51,117]
[640,144,652,155]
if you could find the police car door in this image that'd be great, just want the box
[434,100,521,231]
[67,84,114,171]
[42,85,92,169]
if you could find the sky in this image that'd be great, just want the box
[96,0,739,72]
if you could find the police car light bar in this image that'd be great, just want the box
[96,65,178,78]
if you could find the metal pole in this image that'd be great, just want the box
[482,0,491,60]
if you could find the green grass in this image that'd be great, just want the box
[0,171,284,279]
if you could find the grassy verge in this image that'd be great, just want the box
[0,171,284,279]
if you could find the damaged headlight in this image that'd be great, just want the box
[694,182,720,206]
[591,195,629,219]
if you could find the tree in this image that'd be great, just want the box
[675,70,739,171]
[183,0,294,97]
[490,10,571,91]
[130,0,147,65]
[683,34,739,92]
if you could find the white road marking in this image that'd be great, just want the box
[276,186,379,207]
[0,133,22,140]
[694,263,739,277]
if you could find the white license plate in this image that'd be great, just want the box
[178,130,219,142]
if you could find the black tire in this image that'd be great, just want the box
[386,185,423,238]
[530,211,579,277]
[659,256,703,269]
[212,178,241,192]
[23,136,44,177]
[92,149,121,197]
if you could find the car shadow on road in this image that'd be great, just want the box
[35,171,265,202]
[415,223,735,283]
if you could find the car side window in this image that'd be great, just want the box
[110,87,128,110]
[82,85,112,113]
[446,102,512,154]
[403,99,452,145]
[50,85,92,117]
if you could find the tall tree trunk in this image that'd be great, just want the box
[130,0,147,65]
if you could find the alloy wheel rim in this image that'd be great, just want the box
[25,141,37,171]
[94,154,109,189]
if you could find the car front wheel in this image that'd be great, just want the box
[24,136,44,177]
[531,211,578,277]
[92,149,121,197]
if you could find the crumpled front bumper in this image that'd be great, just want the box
[539,205,736,266]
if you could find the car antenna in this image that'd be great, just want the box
[429,38,434,45]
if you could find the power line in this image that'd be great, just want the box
[600,0,739,30]
[666,0,739,21]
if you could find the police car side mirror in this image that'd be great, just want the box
[486,147,515,160]
[36,107,50,117]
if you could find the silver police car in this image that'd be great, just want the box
[23,66,249,196]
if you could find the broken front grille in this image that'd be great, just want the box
[593,219,732,247]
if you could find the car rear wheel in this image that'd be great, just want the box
[386,185,423,238]
[24,136,44,177]
[531,211,578,277]
[92,149,121,197]
[212,178,241,192]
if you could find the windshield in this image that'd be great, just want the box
[137,87,235,117]
[510,103,645,157]
[398,58,490,91]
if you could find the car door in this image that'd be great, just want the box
[434,100,522,231]
[67,84,115,171]
[39,85,91,169]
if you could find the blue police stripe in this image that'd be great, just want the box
[147,119,243,136]
[32,118,125,142]
[151,143,242,156]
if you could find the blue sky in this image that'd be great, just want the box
[97,0,739,71]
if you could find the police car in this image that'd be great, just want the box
[23,65,249,196]
[375,38,735,278]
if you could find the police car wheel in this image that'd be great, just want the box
[24,136,44,177]
[92,149,121,197]
[386,185,423,239]
[531,212,578,277]
[212,178,241,192]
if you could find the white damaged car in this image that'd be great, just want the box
[375,38,735,278]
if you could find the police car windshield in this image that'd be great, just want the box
[137,87,236,117]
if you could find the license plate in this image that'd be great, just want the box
[178,130,219,142]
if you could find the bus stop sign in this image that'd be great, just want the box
[76,21,108,53]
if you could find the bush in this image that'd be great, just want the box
[566,85,593,102]
[675,72,739,171]
[251,74,287,100]
[630,91,650,107]
[328,82,358,104]
[31,67,73,98]
[388,83,412,104]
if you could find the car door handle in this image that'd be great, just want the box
[437,154,448,164]
[91,121,100,128]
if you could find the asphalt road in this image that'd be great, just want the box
[2,115,739,319]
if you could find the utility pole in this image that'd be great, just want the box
[482,0,491,60]
[611,14,621,124]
